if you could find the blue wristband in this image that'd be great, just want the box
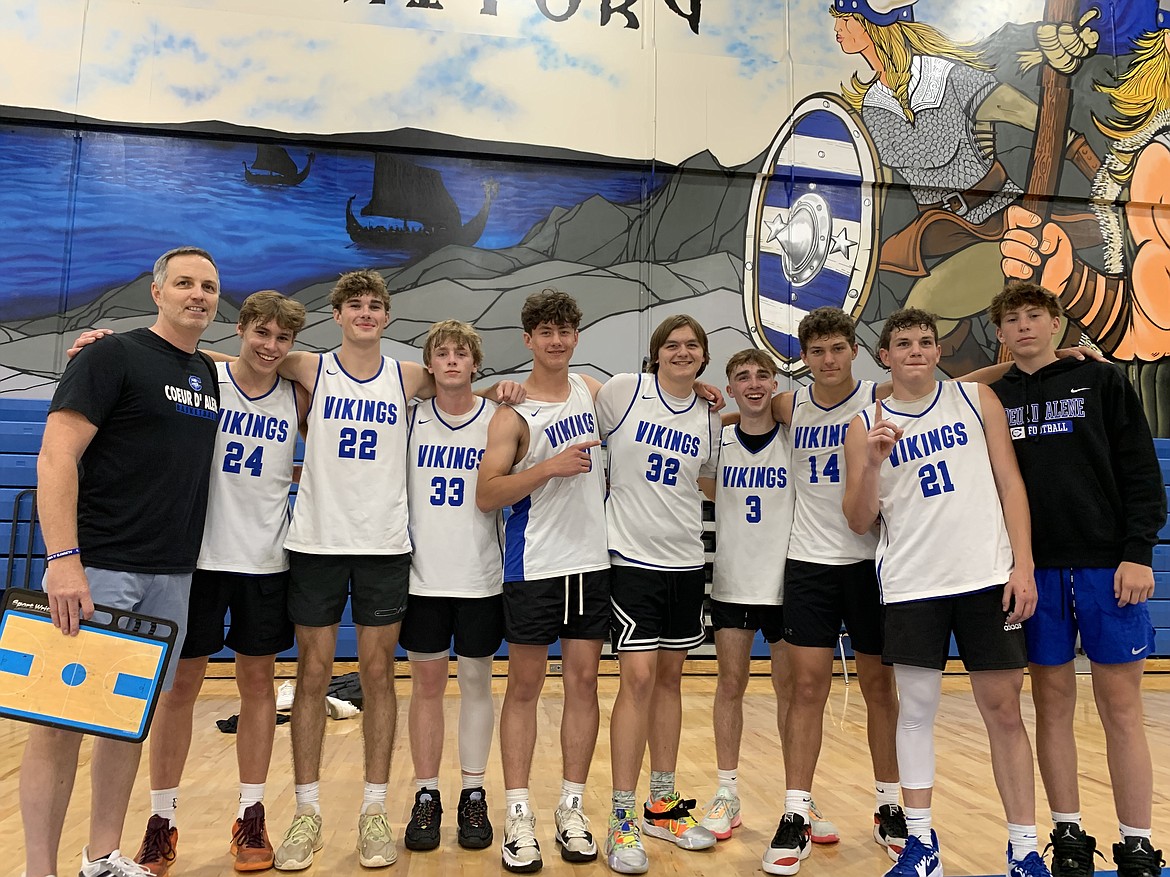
[46,547,81,563]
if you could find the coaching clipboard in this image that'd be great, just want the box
[0,588,176,742]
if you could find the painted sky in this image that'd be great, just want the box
[2,0,1052,164]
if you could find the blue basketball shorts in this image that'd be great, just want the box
[1025,567,1156,666]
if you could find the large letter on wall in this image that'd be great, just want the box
[663,0,700,34]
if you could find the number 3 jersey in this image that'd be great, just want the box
[711,424,794,605]
[598,373,720,569]
[788,380,878,565]
[198,362,300,574]
[285,353,410,555]
[858,381,1013,604]
[406,397,503,598]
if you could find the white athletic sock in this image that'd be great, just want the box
[416,776,440,792]
[1051,811,1082,827]
[1120,824,1153,842]
[1008,823,1039,859]
[560,778,586,810]
[151,787,180,827]
[505,789,531,816]
[294,781,321,815]
[718,768,738,797]
[785,790,812,821]
[875,781,900,810]
[462,770,486,791]
[362,782,388,813]
[238,782,265,819]
[905,807,932,843]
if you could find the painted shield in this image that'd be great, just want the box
[744,93,880,373]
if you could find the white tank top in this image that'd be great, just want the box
[407,397,503,598]
[788,380,880,564]
[503,374,609,581]
[711,423,794,604]
[198,362,299,574]
[285,353,410,555]
[859,382,1014,604]
[598,373,720,570]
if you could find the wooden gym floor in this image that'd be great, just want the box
[3,663,1168,877]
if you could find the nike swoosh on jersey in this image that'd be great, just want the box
[1070,387,1090,393]
[1132,645,1148,655]
[417,419,431,424]
[642,395,656,399]
[326,369,339,375]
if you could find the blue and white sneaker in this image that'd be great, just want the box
[1009,845,1054,877]
[884,831,943,877]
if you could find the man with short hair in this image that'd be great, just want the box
[988,282,1165,877]
[22,246,222,877]
[598,314,722,874]
[701,349,795,851]
[759,307,902,875]
[267,269,438,871]
[477,288,611,874]
[130,290,309,876]
[401,320,503,855]
[842,307,1050,877]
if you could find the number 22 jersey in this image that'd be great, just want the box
[285,353,410,555]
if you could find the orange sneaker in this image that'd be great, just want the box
[135,815,178,876]
[230,802,275,872]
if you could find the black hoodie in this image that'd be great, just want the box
[991,358,1164,568]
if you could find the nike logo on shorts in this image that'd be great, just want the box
[1132,645,1148,655]
[1070,387,1090,393]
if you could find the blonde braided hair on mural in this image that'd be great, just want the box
[1094,32,1170,185]
[831,8,990,123]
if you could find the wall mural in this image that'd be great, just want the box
[0,0,1168,434]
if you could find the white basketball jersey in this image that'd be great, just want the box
[285,353,410,555]
[860,381,1013,604]
[198,362,299,574]
[711,424,794,604]
[503,374,609,581]
[598,373,720,570]
[407,397,503,598]
[788,380,879,564]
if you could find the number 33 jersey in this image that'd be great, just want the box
[406,398,503,598]
[286,354,410,555]
[859,381,1013,604]
[198,362,300,574]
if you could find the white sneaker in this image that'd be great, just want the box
[80,847,152,876]
[325,695,360,719]
[701,786,742,840]
[276,680,295,711]
[501,805,542,873]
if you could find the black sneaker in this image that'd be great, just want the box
[874,804,909,861]
[763,813,811,875]
[1044,823,1101,877]
[458,787,494,849]
[1113,836,1165,877]
[404,788,443,851]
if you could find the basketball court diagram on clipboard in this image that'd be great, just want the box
[0,588,176,742]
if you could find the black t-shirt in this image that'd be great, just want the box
[50,328,220,573]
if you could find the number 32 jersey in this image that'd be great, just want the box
[858,381,1013,604]
[286,353,410,555]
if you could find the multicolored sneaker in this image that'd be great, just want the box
[874,803,909,861]
[809,798,839,844]
[700,787,742,840]
[642,791,716,850]
[1113,836,1165,877]
[134,815,178,876]
[230,802,275,872]
[1044,823,1101,877]
[501,805,542,873]
[273,806,323,871]
[763,813,811,876]
[404,788,443,852]
[884,831,942,877]
[457,787,494,850]
[554,796,598,862]
[1011,846,1055,877]
[606,809,649,874]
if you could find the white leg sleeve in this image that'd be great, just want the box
[893,664,943,790]
[457,655,495,773]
